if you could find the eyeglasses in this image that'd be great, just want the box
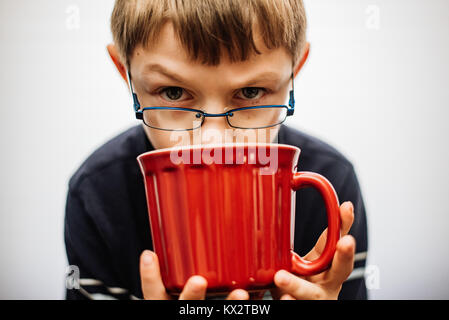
[126,69,295,131]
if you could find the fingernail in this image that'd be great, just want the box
[191,276,207,292]
[276,270,291,286]
[237,289,250,300]
[346,201,354,213]
[142,251,153,266]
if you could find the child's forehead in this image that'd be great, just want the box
[131,22,293,79]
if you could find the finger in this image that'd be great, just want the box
[340,201,355,235]
[140,250,171,300]
[179,276,208,300]
[304,201,354,260]
[226,289,250,300]
[323,235,356,290]
[280,293,295,300]
[274,270,324,300]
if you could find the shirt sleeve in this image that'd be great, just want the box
[64,185,137,300]
[337,164,369,300]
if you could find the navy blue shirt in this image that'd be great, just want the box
[64,124,368,300]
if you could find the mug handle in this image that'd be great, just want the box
[290,171,341,276]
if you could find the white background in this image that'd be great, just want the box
[0,0,448,299]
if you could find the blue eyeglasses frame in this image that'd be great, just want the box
[126,69,295,131]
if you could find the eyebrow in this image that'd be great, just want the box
[244,72,283,86]
[142,63,283,87]
[143,63,185,83]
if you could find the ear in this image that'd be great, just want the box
[106,43,128,83]
[293,42,310,78]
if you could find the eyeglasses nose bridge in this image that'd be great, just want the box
[202,112,231,118]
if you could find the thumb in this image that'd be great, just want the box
[140,250,171,300]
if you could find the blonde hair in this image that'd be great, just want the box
[111,0,307,69]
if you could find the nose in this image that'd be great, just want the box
[199,115,234,145]
[196,97,234,145]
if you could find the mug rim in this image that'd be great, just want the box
[137,142,300,160]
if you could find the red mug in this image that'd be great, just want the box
[137,143,341,295]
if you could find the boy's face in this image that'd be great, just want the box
[121,23,305,150]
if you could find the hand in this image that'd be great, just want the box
[140,250,249,300]
[271,201,356,300]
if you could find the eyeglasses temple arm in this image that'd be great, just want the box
[287,72,295,116]
[127,70,141,113]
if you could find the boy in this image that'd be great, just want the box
[65,0,368,300]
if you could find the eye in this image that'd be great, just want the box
[238,87,266,100]
[160,87,185,101]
